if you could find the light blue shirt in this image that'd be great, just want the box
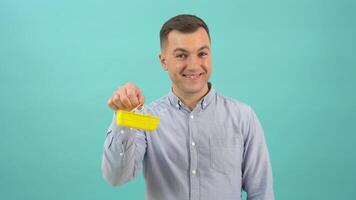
[102,84,274,200]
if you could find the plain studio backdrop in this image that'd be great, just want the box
[1,0,355,199]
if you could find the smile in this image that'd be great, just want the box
[182,72,204,80]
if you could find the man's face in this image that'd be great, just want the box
[159,27,212,97]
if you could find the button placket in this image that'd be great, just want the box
[188,111,199,200]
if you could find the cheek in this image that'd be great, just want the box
[168,61,184,73]
[167,67,180,79]
[166,59,177,68]
[202,59,212,71]
[204,57,211,65]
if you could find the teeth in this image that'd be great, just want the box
[184,73,202,78]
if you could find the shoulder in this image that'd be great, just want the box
[215,92,262,138]
[140,95,170,115]
[215,92,253,116]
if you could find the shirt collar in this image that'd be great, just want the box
[168,82,215,110]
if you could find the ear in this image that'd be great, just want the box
[159,53,168,71]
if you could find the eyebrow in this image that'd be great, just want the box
[198,45,210,51]
[173,45,210,53]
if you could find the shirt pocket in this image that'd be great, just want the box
[209,136,242,174]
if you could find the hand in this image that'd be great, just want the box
[107,82,145,111]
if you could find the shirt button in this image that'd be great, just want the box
[191,142,195,146]
[119,152,124,156]
[192,170,196,175]
[120,130,125,134]
[190,115,194,119]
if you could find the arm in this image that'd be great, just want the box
[102,82,146,186]
[242,107,274,200]
[101,113,147,186]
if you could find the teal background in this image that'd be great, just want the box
[1,0,355,199]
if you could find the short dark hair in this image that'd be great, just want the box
[160,14,210,49]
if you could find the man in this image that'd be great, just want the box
[102,14,274,200]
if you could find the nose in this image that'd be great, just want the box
[187,55,202,70]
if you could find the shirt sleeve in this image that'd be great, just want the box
[101,113,147,186]
[242,107,274,200]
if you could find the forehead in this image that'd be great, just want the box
[165,27,210,51]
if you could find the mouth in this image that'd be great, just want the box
[182,72,204,80]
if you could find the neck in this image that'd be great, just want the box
[172,84,210,110]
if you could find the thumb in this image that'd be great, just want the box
[136,88,145,109]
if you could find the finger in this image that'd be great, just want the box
[120,93,133,110]
[107,98,118,111]
[125,87,140,107]
[112,93,124,110]
[137,89,145,109]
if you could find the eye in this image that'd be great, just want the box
[199,52,208,57]
[176,54,187,60]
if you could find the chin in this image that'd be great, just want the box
[182,82,207,94]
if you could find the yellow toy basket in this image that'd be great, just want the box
[116,110,160,131]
